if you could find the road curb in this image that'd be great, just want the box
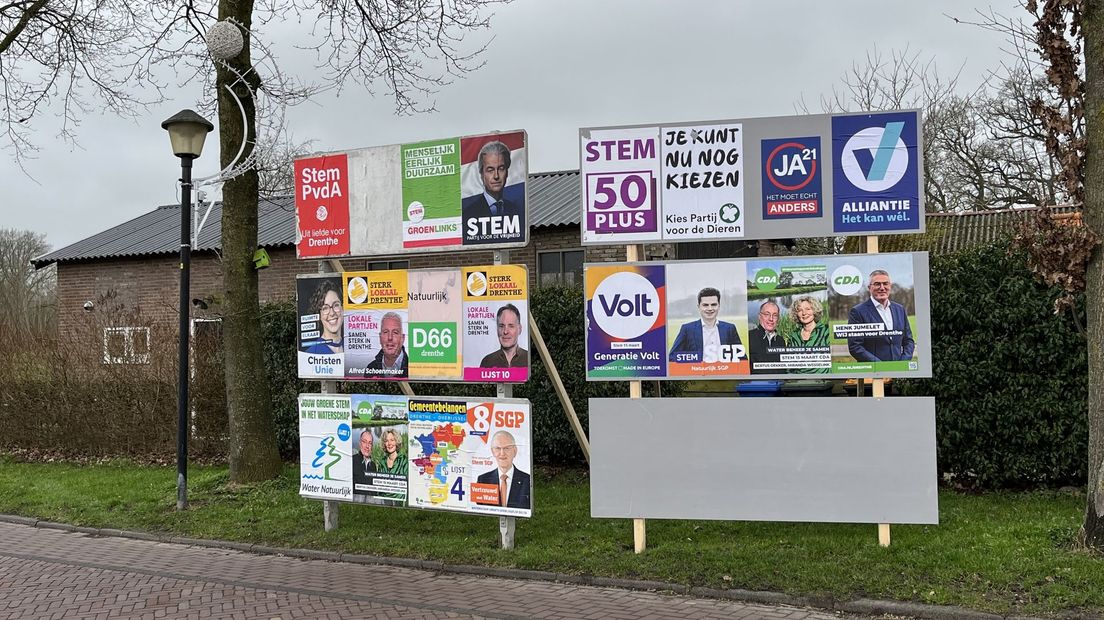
[0,514,1049,620]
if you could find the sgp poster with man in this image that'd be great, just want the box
[664,260,750,377]
[461,265,530,383]
[342,270,410,380]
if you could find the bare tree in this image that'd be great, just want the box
[0,229,54,339]
[800,45,1067,212]
[0,1,163,163]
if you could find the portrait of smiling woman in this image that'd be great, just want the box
[784,295,830,374]
[304,280,344,354]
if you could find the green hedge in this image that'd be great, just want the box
[262,286,676,466]
[897,240,1087,489]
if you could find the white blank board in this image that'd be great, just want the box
[589,396,938,524]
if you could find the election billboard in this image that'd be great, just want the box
[299,394,532,518]
[579,110,923,244]
[585,252,932,380]
[407,397,532,518]
[296,265,529,383]
[295,130,528,259]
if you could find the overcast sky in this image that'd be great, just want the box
[4,0,1021,253]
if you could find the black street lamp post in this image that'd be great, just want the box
[161,109,214,511]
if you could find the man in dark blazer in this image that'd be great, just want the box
[366,312,409,378]
[462,141,524,243]
[476,430,531,509]
[352,430,377,494]
[668,287,745,363]
[847,270,915,362]
[747,300,782,373]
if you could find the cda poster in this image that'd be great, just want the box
[585,252,932,380]
[407,397,532,518]
[295,265,529,383]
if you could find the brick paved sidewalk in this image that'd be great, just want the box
[0,521,846,620]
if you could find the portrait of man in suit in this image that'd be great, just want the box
[352,430,376,497]
[461,141,525,244]
[747,299,782,373]
[847,270,915,362]
[668,287,745,363]
[475,430,531,509]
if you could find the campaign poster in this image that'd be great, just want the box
[580,127,662,243]
[825,254,919,373]
[659,123,745,240]
[832,111,921,233]
[761,136,822,219]
[407,270,462,379]
[407,398,532,518]
[349,394,409,506]
[343,270,410,380]
[461,265,530,383]
[664,261,749,377]
[407,398,470,512]
[294,154,350,258]
[466,399,532,517]
[585,264,667,379]
[298,394,353,501]
[296,275,345,379]
[402,137,463,248]
[745,259,831,374]
[460,132,527,246]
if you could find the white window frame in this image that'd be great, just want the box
[102,327,151,364]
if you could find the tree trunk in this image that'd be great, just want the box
[1082,0,1104,550]
[216,0,282,482]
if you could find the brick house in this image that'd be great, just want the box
[35,170,757,363]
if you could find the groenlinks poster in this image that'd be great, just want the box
[295,130,528,259]
[295,265,529,382]
[585,252,931,380]
[298,394,532,518]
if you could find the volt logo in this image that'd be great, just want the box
[839,119,910,192]
[592,271,661,340]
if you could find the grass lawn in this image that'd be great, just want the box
[0,457,1100,616]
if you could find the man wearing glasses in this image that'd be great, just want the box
[846,270,915,362]
[747,299,782,373]
[476,430,530,509]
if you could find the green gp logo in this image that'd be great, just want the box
[754,268,779,291]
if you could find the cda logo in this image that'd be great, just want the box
[592,271,660,340]
[466,271,488,296]
[753,268,779,291]
[830,265,863,295]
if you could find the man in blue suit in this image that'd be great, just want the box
[669,287,745,363]
[847,270,915,362]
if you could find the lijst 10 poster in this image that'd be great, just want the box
[296,265,529,383]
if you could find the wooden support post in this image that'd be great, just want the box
[866,235,890,547]
[625,244,647,554]
[494,249,517,551]
[529,314,590,462]
[318,260,342,531]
